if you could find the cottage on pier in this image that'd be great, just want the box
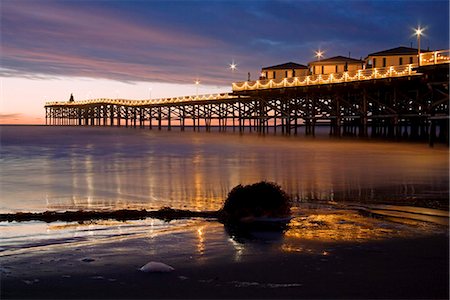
[365,46,428,68]
[308,56,365,75]
[260,62,309,80]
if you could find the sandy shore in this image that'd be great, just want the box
[1,214,449,299]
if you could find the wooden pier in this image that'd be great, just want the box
[45,51,449,144]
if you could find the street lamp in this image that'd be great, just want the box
[315,49,324,61]
[415,26,424,66]
[229,61,237,71]
[195,79,200,96]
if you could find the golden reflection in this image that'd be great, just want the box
[280,244,303,253]
[39,131,447,213]
[81,147,94,209]
[193,156,204,209]
[47,220,131,230]
[197,226,205,255]
[283,210,398,244]
[70,150,78,208]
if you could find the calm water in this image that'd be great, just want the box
[0,125,448,255]
[1,125,448,213]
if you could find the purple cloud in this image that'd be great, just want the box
[1,0,448,85]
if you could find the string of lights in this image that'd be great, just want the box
[232,49,449,92]
[232,64,417,91]
[45,93,241,107]
[46,50,448,105]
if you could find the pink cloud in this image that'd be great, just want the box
[2,1,245,85]
[3,1,216,48]
[2,43,248,85]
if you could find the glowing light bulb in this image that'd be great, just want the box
[315,49,324,60]
[415,26,424,37]
[229,61,237,71]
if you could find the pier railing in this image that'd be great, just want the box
[232,64,418,92]
[420,49,450,66]
[45,92,239,107]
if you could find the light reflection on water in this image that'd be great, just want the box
[0,218,194,254]
[0,208,447,260]
[1,125,448,213]
[285,210,402,242]
[3,126,446,256]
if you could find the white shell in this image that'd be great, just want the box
[139,261,175,273]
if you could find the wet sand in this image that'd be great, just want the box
[1,216,449,299]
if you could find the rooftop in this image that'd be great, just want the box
[262,62,308,70]
[367,46,430,57]
[309,56,364,65]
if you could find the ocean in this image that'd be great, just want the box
[0,125,448,251]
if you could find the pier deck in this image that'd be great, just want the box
[45,51,449,144]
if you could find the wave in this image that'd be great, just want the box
[346,203,449,226]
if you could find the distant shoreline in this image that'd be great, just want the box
[0,124,47,126]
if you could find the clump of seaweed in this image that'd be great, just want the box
[219,181,291,224]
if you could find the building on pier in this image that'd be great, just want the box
[260,62,309,80]
[365,46,429,68]
[308,56,364,75]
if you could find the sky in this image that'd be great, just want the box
[1,0,449,124]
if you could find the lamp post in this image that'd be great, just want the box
[315,49,324,61]
[313,50,324,75]
[229,60,237,80]
[415,26,424,66]
[229,61,237,72]
[195,79,200,96]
